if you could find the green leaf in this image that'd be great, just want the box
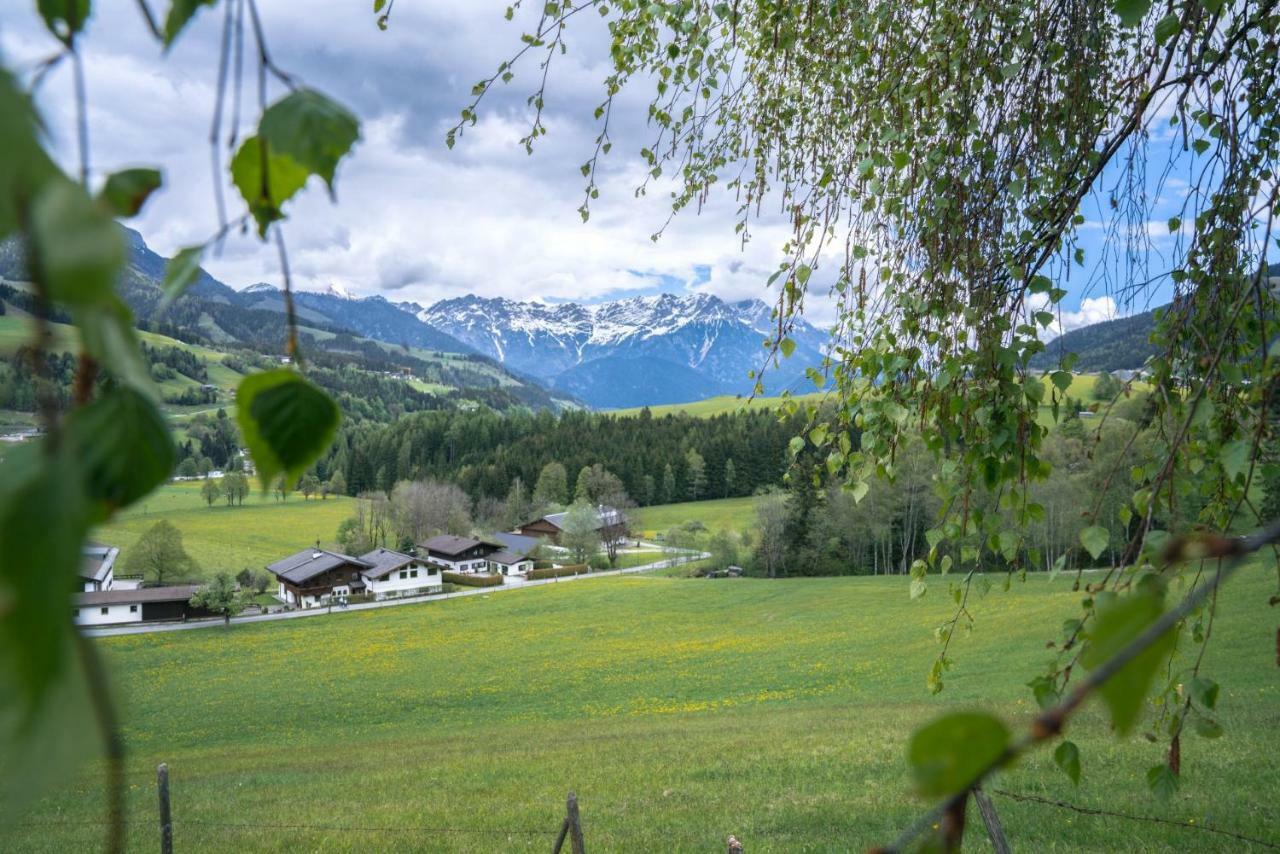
[162,244,206,304]
[30,179,124,306]
[373,0,386,11]
[1050,370,1072,392]
[1112,0,1150,27]
[1187,676,1218,711]
[37,0,91,37]
[1146,763,1179,800]
[1166,216,1181,233]
[1082,584,1176,735]
[909,578,927,600]
[1219,439,1251,482]
[0,69,60,242]
[1192,138,1210,155]
[0,639,101,821]
[258,89,360,194]
[236,369,341,491]
[1079,525,1109,561]
[98,167,162,217]
[230,135,311,237]
[779,337,796,358]
[65,386,174,515]
[1192,716,1223,739]
[1053,741,1081,785]
[163,0,218,48]
[0,443,90,715]
[788,435,805,457]
[1154,13,1180,46]
[73,297,156,396]
[850,480,869,504]
[908,712,1010,797]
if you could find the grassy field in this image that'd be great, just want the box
[95,481,356,576]
[610,391,828,418]
[634,496,762,537]
[5,565,1277,852]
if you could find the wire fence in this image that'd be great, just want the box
[990,789,1280,850]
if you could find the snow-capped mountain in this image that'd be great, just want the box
[416,293,828,408]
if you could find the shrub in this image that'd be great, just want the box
[441,571,503,588]
[526,563,589,580]
[588,554,611,571]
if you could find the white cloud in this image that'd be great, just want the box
[4,0,805,322]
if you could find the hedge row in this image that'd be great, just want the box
[525,563,589,580]
[441,571,504,588]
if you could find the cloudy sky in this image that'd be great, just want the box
[4,1,1191,332]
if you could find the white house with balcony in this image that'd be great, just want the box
[419,535,499,573]
[357,547,443,599]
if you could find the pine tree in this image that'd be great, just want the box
[723,458,736,497]
[684,448,706,500]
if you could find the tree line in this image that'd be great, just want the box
[317,406,807,508]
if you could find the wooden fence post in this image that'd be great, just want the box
[566,792,585,854]
[972,788,1011,854]
[157,762,173,854]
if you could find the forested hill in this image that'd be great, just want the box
[320,406,812,505]
[0,227,575,412]
[1032,260,1279,372]
[1030,306,1161,372]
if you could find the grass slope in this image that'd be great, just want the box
[609,391,827,418]
[634,496,762,536]
[95,481,355,576]
[7,568,1276,852]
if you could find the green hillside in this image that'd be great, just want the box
[610,391,828,418]
[5,567,1276,852]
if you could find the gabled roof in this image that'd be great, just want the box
[490,531,540,555]
[358,548,419,580]
[488,550,529,566]
[76,584,200,606]
[420,534,490,557]
[80,544,119,583]
[523,505,623,533]
[267,548,372,585]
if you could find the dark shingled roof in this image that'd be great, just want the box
[75,584,200,606]
[266,549,372,584]
[487,550,528,566]
[358,548,418,580]
[420,534,486,557]
[490,531,540,555]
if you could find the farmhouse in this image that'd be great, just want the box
[73,584,207,627]
[358,547,443,599]
[80,543,122,592]
[487,550,533,576]
[267,548,373,608]
[419,534,498,573]
[517,505,626,545]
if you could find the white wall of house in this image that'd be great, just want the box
[427,556,491,573]
[489,559,533,576]
[82,563,114,593]
[364,562,442,598]
[112,576,144,590]
[73,603,142,626]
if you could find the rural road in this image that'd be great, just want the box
[84,550,709,637]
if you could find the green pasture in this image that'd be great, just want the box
[634,496,762,537]
[95,481,356,576]
[5,565,1277,852]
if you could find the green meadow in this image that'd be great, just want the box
[634,496,762,537]
[96,481,356,576]
[5,566,1277,852]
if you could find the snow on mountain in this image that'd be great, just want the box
[240,282,279,295]
[416,293,828,408]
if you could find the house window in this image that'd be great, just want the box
[100,607,109,615]
[410,569,418,579]
[129,605,138,613]
[73,609,79,618]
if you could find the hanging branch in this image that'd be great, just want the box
[874,516,1280,854]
